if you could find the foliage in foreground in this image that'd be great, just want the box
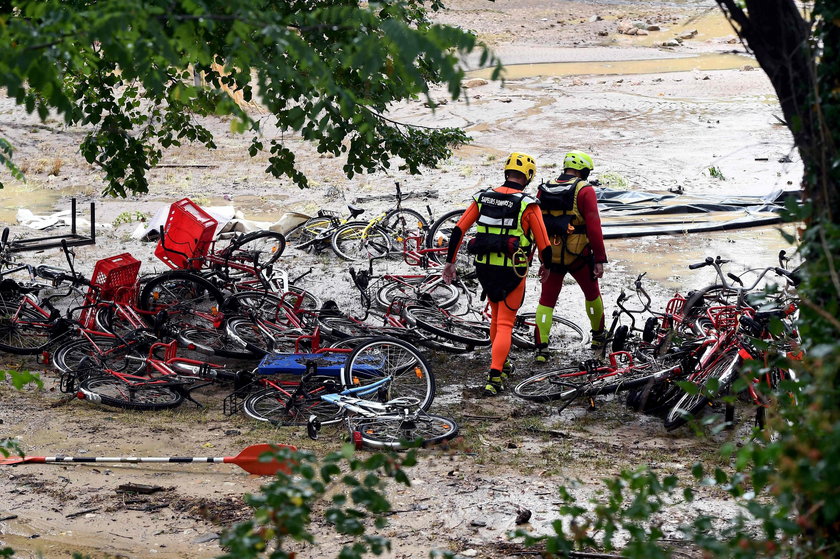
[0,0,500,195]
[218,445,416,559]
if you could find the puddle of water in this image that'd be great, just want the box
[626,9,739,48]
[145,194,293,222]
[0,183,68,224]
[609,224,798,292]
[467,53,753,80]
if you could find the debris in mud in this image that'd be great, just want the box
[65,507,100,519]
[193,533,220,544]
[515,506,532,525]
[116,483,166,494]
[463,78,488,88]
[171,495,251,526]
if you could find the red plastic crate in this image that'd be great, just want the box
[154,198,218,270]
[707,306,741,333]
[91,253,141,299]
[80,253,141,327]
[665,294,686,317]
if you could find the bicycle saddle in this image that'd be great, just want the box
[754,304,787,321]
[347,205,365,218]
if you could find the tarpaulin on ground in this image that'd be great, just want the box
[591,187,799,238]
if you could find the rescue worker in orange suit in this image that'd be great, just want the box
[533,151,607,361]
[442,153,551,396]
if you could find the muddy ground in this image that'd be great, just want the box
[1,0,801,557]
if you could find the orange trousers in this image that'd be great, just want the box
[488,278,526,371]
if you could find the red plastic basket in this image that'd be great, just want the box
[665,294,686,316]
[80,253,141,327]
[707,306,740,333]
[91,253,141,299]
[155,198,218,270]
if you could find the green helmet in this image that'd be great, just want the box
[563,151,594,171]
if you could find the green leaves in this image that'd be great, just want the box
[219,445,414,559]
[0,0,495,194]
[0,138,24,189]
[0,368,43,391]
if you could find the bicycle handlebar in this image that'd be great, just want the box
[727,272,743,286]
[691,255,796,293]
[774,266,801,286]
[688,256,717,270]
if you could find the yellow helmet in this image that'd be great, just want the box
[504,152,537,184]
[563,151,594,171]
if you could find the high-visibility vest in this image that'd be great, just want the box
[538,177,591,266]
[471,189,537,267]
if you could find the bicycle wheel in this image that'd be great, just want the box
[138,271,225,322]
[575,358,684,399]
[0,305,53,354]
[375,276,459,309]
[287,285,322,312]
[349,412,459,450]
[626,380,684,417]
[330,222,392,261]
[340,337,435,411]
[511,312,588,350]
[425,209,475,273]
[663,349,742,431]
[513,366,591,401]
[224,291,283,316]
[78,377,183,410]
[178,325,259,358]
[53,336,147,374]
[404,306,490,346]
[94,305,143,336]
[221,231,286,279]
[318,315,376,340]
[327,336,377,350]
[382,208,428,244]
[226,317,305,355]
[285,217,335,251]
[243,383,344,426]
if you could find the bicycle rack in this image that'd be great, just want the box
[7,198,96,252]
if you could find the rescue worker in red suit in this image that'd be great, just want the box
[442,153,551,396]
[533,151,607,360]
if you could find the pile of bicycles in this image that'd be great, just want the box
[0,194,464,449]
[3,189,802,441]
[513,252,802,431]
